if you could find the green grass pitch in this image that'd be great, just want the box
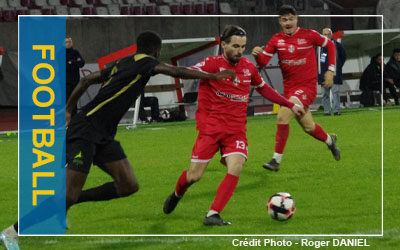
[0,107,399,249]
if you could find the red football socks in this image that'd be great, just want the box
[210,174,239,213]
[275,124,290,154]
[175,170,192,197]
[310,123,328,142]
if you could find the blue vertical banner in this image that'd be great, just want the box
[19,17,66,235]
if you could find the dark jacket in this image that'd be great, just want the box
[66,48,85,86]
[318,38,347,85]
[360,55,384,92]
[384,56,400,87]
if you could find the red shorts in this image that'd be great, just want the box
[285,87,316,109]
[191,132,248,164]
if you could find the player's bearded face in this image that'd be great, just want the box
[222,36,247,64]
[279,14,298,36]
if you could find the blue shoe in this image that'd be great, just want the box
[1,228,19,250]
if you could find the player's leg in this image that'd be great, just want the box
[204,154,245,226]
[163,133,218,214]
[296,109,340,161]
[332,84,341,115]
[263,97,297,171]
[163,161,208,214]
[322,87,332,115]
[75,141,138,204]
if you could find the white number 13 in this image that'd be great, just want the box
[236,140,246,150]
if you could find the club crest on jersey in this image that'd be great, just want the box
[243,69,251,76]
[233,78,241,86]
[288,45,295,53]
[297,38,307,45]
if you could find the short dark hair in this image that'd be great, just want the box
[220,25,246,43]
[279,4,297,16]
[393,48,400,54]
[136,31,162,55]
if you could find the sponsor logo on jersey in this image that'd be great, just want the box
[216,91,248,102]
[278,39,285,45]
[302,94,307,100]
[281,58,307,66]
[288,45,295,53]
[297,38,307,45]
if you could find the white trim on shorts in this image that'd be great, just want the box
[191,158,212,163]
[289,96,304,108]
[221,152,248,160]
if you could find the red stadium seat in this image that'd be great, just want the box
[82,6,96,14]
[169,3,181,14]
[2,9,17,22]
[194,2,205,14]
[120,5,129,14]
[182,2,193,14]
[145,3,157,14]
[206,1,217,14]
[15,8,29,17]
[132,4,144,15]
[41,7,55,14]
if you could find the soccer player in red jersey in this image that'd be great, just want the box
[252,5,341,171]
[163,25,305,226]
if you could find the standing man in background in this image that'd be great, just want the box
[66,36,85,116]
[318,28,347,116]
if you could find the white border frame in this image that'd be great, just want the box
[17,14,384,237]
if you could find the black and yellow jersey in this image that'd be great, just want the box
[76,53,159,139]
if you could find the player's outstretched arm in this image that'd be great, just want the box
[66,71,102,124]
[154,62,235,80]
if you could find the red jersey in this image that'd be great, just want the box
[190,55,264,135]
[256,27,336,96]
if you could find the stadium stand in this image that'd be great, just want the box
[0,0,227,20]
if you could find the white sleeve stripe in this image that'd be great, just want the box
[321,37,328,47]
[254,81,266,89]
[328,65,336,72]
[262,51,274,57]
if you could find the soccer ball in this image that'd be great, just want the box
[160,109,170,120]
[267,192,295,221]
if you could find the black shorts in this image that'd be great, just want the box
[66,138,126,174]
